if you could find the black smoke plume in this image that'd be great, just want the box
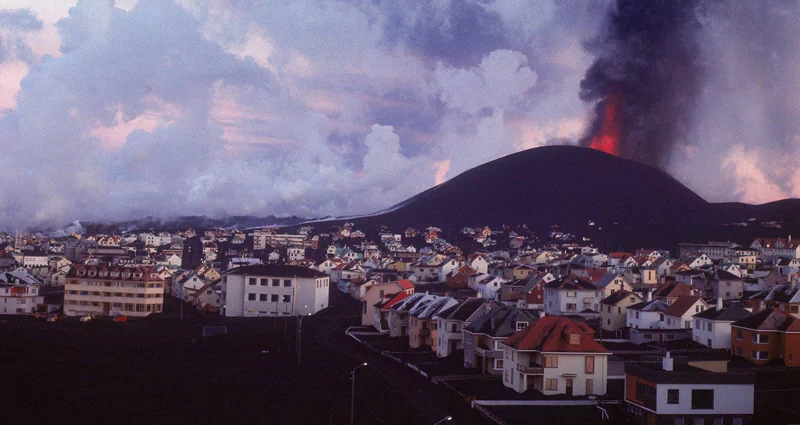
[579,0,704,168]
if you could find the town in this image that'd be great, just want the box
[2,223,799,424]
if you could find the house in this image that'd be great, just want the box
[730,308,800,366]
[434,298,499,358]
[600,290,643,333]
[464,253,488,274]
[707,270,744,301]
[463,306,540,375]
[543,274,602,318]
[373,292,409,332]
[653,280,694,305]
[221,264,330,317]
[408,295,458,349]
[474,273,507,299]
[191,280,222,310]
[388,293,427,338]
[747,283,800,318]
[595,272,634,298]
[662,296,708,330]
[446,264,476,290]
[625,355,755,425]
[518,272,553,309]
[501,316,610,395]
[360,279,415,326]
[692,299,752,349]
[0,281,43,315]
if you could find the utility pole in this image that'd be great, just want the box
[296,315,303,365]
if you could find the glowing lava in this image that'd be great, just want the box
[589,93,621,156]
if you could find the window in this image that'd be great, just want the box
[706,322,713,331]
[667,389,679,404]
[618,307,622,314]
[585,379,593,395]
[566,291,576,297]
[495,359,504,369]
[644,334,652,340]
[660,314,664,321]
[271,294,279,302]
[607,306,611,313]
[516,321,528,331]
[248,278,256,285]
[545,378,558,391]
[259,294,267,301]
[248,293,256,301]
[752,334,769,344]
[736,329,742,340]
[695,321,701,329]
[735,347,742,356]
[790,353,794,363]
[566,303,577,311]
[691,389,714,409]
[260,279,268,286]
[284,279,292,287]
[667,335,675,340]
[585,356,595,374]
[282,295,291,303]
[272,279,280,286]
[544,356,558,368]
[635,311,640,319]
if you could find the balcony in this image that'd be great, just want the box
[475,346,495,357]
[517,363,544,374]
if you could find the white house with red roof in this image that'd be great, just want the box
[360,279,415,326]
[751,236,800,259]
[500,316,610,395]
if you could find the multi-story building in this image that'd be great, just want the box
[253,232,307,250]
[543,274,602,318]
[750,236,800,259]
[360,279,414,326]
[222,264,329,317]
[434,298,498,358]
[463,306,539,375]
[64,265,165,317]
[747,283,800,318]
[501,316,610,395]
[408,296,457,350]
[625,354,755,425]
[730,308,800,367]
[600,290,643,332]
[692,299,752,350]
[0,281,43,314]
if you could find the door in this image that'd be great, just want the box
[565,378,573,396]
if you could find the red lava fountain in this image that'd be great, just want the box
[589,93,621,156]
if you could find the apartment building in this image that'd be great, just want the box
[64,265,165,317]
[222,264,329,317]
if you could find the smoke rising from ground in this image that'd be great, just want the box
[579,0,703,168]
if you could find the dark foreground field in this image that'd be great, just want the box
[1,291,492,425]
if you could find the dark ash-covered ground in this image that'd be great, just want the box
[1,290,492,425]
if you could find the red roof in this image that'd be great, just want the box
[654,281,692,298]
[609,252,632,259]
[397,279,414,290]
[584,267,608,282]
[381,292,409,309]
[504,316,609,353]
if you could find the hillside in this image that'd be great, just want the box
[307,145,800,251]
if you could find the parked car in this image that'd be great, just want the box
[47,314,59,323]
[79,315,94,322]
[113,315,128,323]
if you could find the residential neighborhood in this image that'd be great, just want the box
[2,226,800,424]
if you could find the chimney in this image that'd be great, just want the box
[539,311,546,318]
[646,290,652,302]
[663,352,674,372]
[716,296,723,311]
[476,292,482,299]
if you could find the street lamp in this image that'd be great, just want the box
[433,416,452,425]
[350,362,368,425]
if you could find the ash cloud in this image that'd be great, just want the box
[579,0,703,168]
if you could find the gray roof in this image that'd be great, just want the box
[693,303,752,321]
[465,306,539,337]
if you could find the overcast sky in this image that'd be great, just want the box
[1,0,799,230]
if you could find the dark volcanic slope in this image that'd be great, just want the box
[311,145,799,251]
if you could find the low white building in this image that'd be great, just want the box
[222,265,330,317]
[543,274,602,318]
